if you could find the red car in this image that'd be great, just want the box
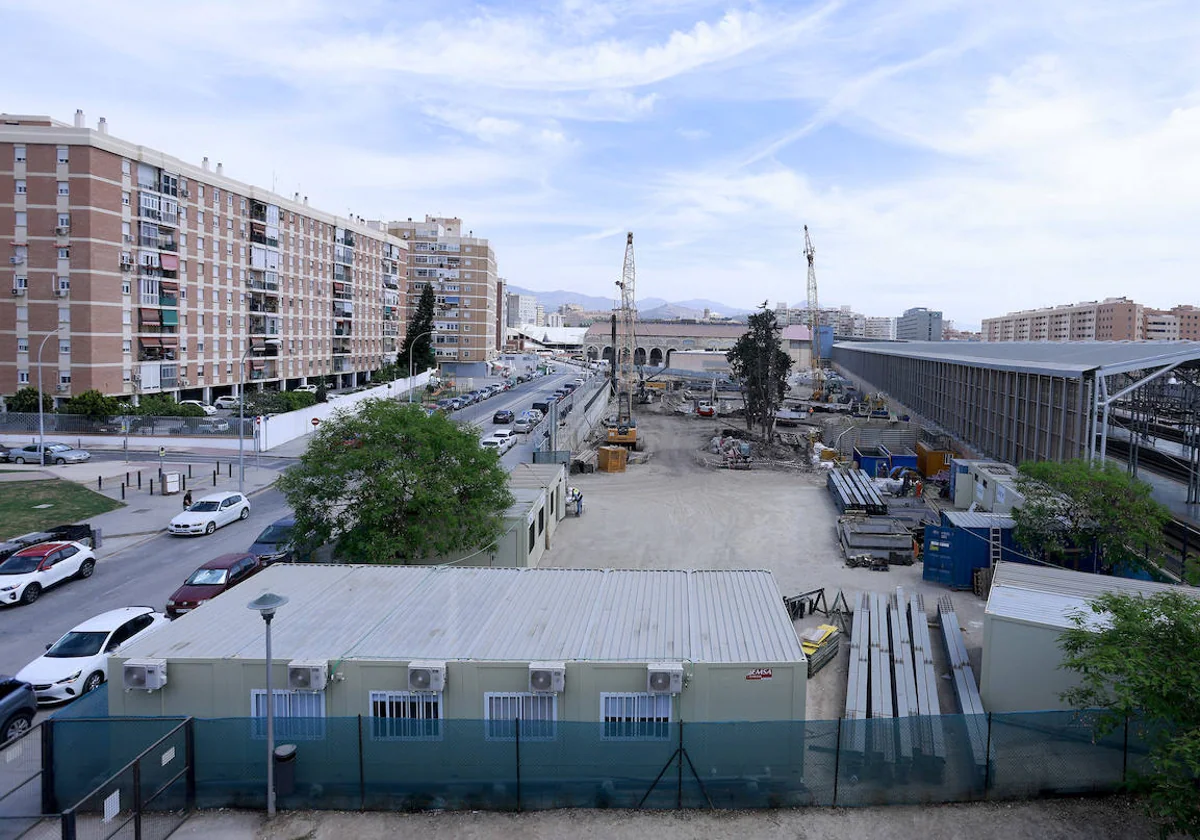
[165,553,264,618]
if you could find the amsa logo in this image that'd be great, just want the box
[745,668,773,681]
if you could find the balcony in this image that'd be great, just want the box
[333,305,353,320]
[333,327,353,337]
[248,301,280,314]
[249,316,281,336]
[250,203,268,223]
[158,294,178,307]
[247,273,280,294]
[383,274,399,289]
[157,238,178,252]
[333,358,348,373]
[332,341,351,355]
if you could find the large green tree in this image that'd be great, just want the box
[61,389,122,420]
[1013,459,1170,571]
[277,398,513,564]
[1061,591,1200,838]
[397,283,437,377]
[725,303,792,435]
[134,394,204,417]
[5,386,53,413]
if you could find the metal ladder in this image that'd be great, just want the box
[988,526,1002,569]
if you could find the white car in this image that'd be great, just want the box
[293,385,318,394]
[179,400,217,415]
[16,607,168,703]
[213,396,242,410]
[483,434,515,454]
[0,541,96,607]
[169,492,251,536]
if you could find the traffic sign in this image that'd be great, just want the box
[311,418,320,427]
[256,415,262,426]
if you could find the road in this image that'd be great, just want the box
[0,487,292,681]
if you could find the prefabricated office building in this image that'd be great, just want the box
[111,564,807,724]
[981,562,1200,712]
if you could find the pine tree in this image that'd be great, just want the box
[398,283,438,375]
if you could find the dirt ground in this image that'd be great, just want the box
[544,407,987,720]
[180,796,1160,839]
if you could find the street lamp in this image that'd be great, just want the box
[407,329,437,404]
[239,339,282,493]
[247,592,289,819]
[36,325,67,466]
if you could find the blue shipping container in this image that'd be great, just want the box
[880,445,919,474]
[922,512,1019,590]
[853,446,890,478]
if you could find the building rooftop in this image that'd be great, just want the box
[585,323,746,341]
[781,325,812,341]
[513,325,588,346]
[833,340,1200,377]
[985,562,1199,631]
[507,463,565,490]
[121,565,806,665]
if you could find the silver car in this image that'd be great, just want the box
[7,443,91,465]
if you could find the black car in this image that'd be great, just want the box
[493,410,515,424]
[0,676,36,744]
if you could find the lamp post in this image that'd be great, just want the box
[247,592,289,819]
[407,329,436,404]
[36,328,64,466]
[239,339,282,493]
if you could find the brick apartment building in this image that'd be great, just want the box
[1,110,410,406]
[981,297,1200,342]
[388,216,502,376]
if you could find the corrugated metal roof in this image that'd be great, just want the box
[833,340,1200,378]
[944,511,1016,530]
[122,565,805,664]
[985,562,1200,630]
[507,463,565,489]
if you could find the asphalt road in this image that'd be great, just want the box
[0,487,292,682]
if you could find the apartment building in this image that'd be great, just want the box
[0,111,407,405]
[977,297,1189,342]
[388,216,500,375]
[863,316,896,340]
[507,293,537,327]
[896,307,944,341]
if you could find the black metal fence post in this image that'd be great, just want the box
[188,464,193,479]
[213,470,217,487]
[185,718,196,812]
[97,476,102,490]
[137,471,142,489]
[676,721,683,809]
[149,478,154,495]
[983,713,993,798]
[515,717,522,812]
[41,720,56,814]
[358,715,366,810]
[61,811,76,840]
[832,717,843,806]
[132,756,142,839]
[121,483,126,500]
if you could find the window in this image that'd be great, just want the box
[538,508,544,535]
[57,181,69,196]
[59,305,70,324]
[57,277,69,293]
[250,690,326,740]
[122,191,130,206]
[59,373,71,386]
[485,693,557,741]
[123,367,132,382]
[370,691,443,740]
[13,275,27,290]
[58,247,70,260]
[15,212,27,227]
[122,281,131,295]
[17,338,28,353]
[122,340,131,353]
[601,694,672,740]
[122,311,131,325]
[18,371,29,384]
[57,213,70,228]
[14,145,25,164]
[56,146,69,164]
[15,180,26,195]
[122,159,130,175]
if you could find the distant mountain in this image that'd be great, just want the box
[640,303,706,320]
[506,286,751,317]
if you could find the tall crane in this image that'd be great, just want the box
[805,224,827,400]
[608,232,643,450]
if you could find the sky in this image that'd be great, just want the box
[3,1,1200,329]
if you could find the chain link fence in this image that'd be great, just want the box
[0,412,252,441]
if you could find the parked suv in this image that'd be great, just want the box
[0,677,36,743]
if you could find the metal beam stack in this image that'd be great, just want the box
[908,593,946,764]
[938,596,988,773]
[827,469,889,516]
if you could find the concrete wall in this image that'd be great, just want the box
[981,615,1079,713]
[111,656,807,723]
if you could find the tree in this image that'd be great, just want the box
[1012,459,1170,572]
[725,303,792,435]
[397,283,437,376]
[6,387,53,414]
[276,398,514,564]
[1061,591,1200,837]
[314,380,329,403]
[134,394,204,417]
[244,390,316,415]
[61,389,122,420]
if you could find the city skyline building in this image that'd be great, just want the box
[980,297,1200,342]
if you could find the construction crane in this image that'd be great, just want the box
[805,224,828,401]
[607,232,644,450]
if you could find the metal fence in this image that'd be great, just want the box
[24,708,1155,818]
[0,413,252,440]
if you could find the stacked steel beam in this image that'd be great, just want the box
[938,596,989,773]
[827,469,889,516]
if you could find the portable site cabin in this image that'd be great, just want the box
[950,460,1025,514]
[922,511,1019,590]
[981,563,1199,712]
[111,565,808,725]
[430,487,548,568]
[508,463,567,549]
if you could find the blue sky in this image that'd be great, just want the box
[3,0,1200,328]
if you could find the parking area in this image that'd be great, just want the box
[538,409,987,721]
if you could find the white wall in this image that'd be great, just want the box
[981,615,1079,712]
[259,371,432,450]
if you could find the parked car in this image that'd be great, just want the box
[697,402,716,417]
[0,677,37,743]
[293,384,319,394]
[492,409,515,424]
[166,553,264,618]
[527,408,545,423]
[171,418,231,434]
[169,493,251,536]
[16,607,169,704]
[6,442,91,465]
[179,400,217,415]
[480,438,504,454]
[0,541,96,606]
[248,516,297,562]
[213,395,242,410]
[513,418,534,433]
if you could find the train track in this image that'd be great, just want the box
[1105,438,1193,484]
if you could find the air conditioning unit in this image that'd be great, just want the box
[9,257,25,265]
[56,384,68,392]
[646,663,685,695]
[123,658,168,691]
[287,660,328,692]
[55,226,70,235]
[121,263,131,272]
[181,188,190,198]
[528,662,566,694]
[56,289,69,297]
[10,288,23,296]
[408,661,446,692]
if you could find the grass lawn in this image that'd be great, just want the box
[0,480,123,540]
